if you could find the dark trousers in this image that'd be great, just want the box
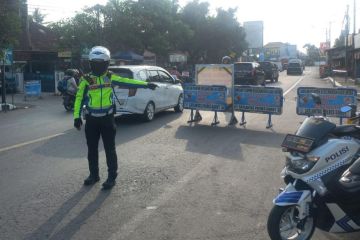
[85,114,118,179]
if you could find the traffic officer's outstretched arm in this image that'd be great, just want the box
[73,78,88,130]
[110,74,158,90]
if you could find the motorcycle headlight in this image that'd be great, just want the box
[286,153,320,174]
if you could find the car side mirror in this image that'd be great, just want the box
[174,79,182,84]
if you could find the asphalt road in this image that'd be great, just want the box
[0,67,359,240]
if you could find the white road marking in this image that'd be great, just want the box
[283,76,305,96]
[0,133,65,153]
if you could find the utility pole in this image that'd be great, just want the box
[354,0,357,34]
[345,5,350,84]
[1,50,6,108]
[354,0,357,80]
[329,22,332,47]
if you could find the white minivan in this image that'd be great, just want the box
[108,65,184,121]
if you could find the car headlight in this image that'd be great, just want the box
[286,153,320,174]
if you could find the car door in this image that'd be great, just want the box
[158,70,179,107]
[147,69,167,109]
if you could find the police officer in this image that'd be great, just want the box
[74,46,157,190]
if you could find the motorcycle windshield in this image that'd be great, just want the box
[296,117,336,146]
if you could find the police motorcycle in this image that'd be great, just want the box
[267,93,360,240]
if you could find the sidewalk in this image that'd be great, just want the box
[328,76,360,100]
[0,92,61,112]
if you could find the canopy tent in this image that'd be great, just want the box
[112,51,144,61]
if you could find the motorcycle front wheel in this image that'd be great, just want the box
[267,205,315,240]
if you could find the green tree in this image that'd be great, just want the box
[179,0,211,63]
[303,43,320,64]
[0,0,23,49]
[31,8,46,24]
[180,1,247,63]
[334,32,346,48]
[206,8,247,62]
[48,0,247,64]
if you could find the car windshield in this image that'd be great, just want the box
[234,63,252,71]
[288,63,301,68]
[108,68,134,79]
[259,62,272,69]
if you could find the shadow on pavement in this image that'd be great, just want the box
[175,125,286,161]
[32,111,181,159]
[25,186,103,240]
[48,191,110,240]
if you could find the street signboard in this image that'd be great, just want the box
[196,64,233,88]
[58,51,72,58]
[297,87,357,117]
[233,86,283,114]
[24,81,41,97]
[183,85,227,112]
[1,48,13,65]
[196,64,234,106]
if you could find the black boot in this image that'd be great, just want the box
[102,173,117,190]
[83,175,100,186]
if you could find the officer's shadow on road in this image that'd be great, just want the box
[25,186,110,240]
[175,125,286,161]
[33,111,180,159]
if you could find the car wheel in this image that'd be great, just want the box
[143,102,155,122]
[174,94,184,113]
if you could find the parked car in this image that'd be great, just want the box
[108,65,184,121]
[258,61,279,82]
[234,62,265,85]
[287,62,303,75]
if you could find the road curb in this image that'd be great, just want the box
[327,77,342,87]
[328,77,360,101]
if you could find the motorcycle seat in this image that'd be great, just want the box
[332,125,360,136]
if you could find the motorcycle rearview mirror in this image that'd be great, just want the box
[341,105,352,113]
[311,93,321,105]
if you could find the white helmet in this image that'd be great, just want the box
[89,46,111,62]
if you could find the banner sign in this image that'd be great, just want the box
[183,85,227,111]
[297,87,357,117]
[233,86,283,115]
[196,64,234,107]
[25,81,41,97]
[196,64,233,88]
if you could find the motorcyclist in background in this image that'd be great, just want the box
[65,69,78,96]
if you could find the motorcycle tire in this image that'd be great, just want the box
[267,205,315,240]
